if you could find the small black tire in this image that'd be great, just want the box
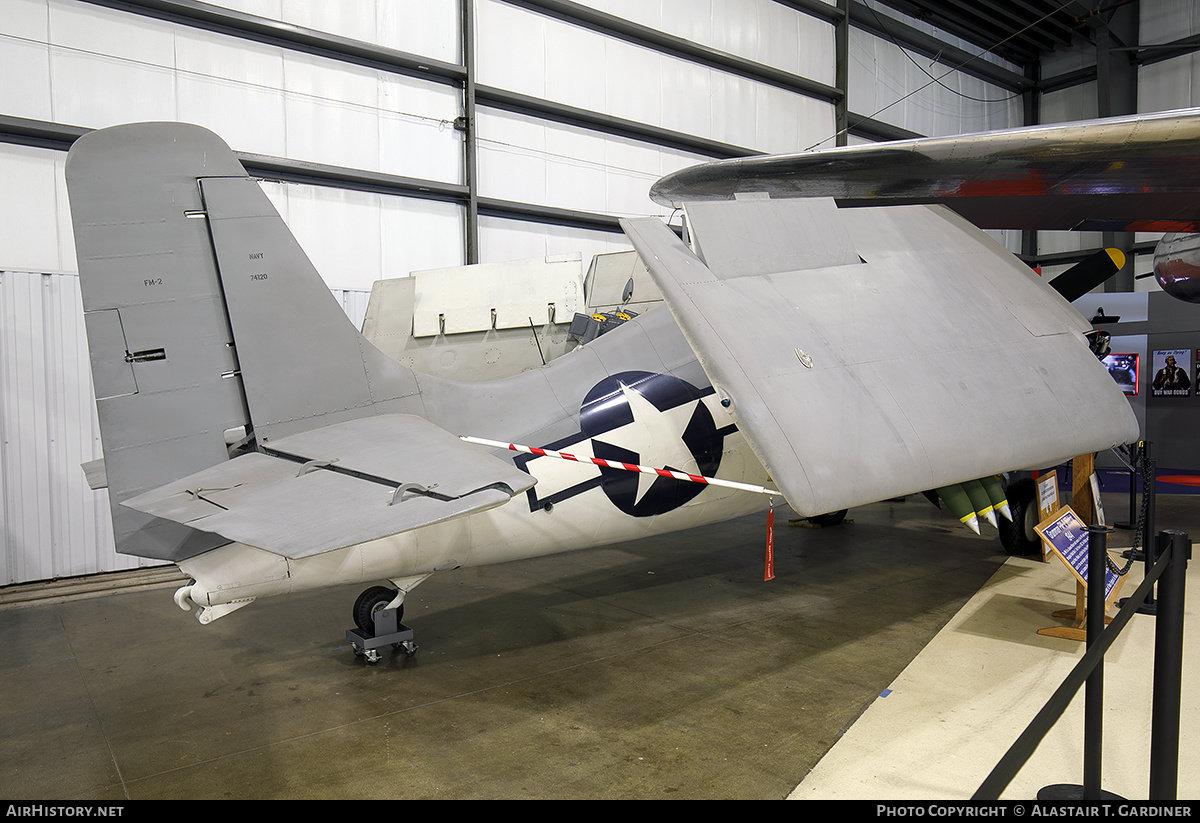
[809,509,848,527]
[354,586,402,635]
[998,478,1041,556]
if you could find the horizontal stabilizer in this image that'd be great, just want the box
[122,414,535,558]
[82,458,107,491]
[620,199,1139,517]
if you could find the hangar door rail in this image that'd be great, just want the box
[973,528,1190,801]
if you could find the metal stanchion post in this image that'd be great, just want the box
[1084,525,1111,800]
[1150,530,1189,800]
[1041,525,1122,802]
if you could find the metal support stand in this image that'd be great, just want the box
[346,607,417,664]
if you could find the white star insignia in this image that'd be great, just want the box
[590,381,703,504]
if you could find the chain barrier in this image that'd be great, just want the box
[1105,444,1151,578]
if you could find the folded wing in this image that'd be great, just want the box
[620,198,1139,517]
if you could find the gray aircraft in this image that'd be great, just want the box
[66,119,1143,654]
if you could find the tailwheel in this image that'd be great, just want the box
[347,586,417,664]
[353,586,402,635]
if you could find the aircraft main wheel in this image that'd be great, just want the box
[998,478,1040,556]
[809,509,848,527]
[353,586,402,635]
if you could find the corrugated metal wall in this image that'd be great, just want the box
[0,270,124,583]
[0,269,370,585]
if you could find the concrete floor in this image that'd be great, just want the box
[0,494,1193,800]
[795,493,1200,802]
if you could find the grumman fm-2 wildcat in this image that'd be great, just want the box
[70,111,1194,656]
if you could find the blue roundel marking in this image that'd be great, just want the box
[579,371,724,517]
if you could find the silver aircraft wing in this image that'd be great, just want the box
[649,108,1200,233]
[121,414,535,558]
[620,198,1139,518]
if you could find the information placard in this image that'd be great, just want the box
[1034,506,1122,602]
[1037,473,1059,524]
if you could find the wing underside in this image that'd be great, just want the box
[649,109,1200,233]
[621,198,1140,517]
[122,414,534,558]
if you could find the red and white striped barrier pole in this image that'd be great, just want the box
[460,435,780,497]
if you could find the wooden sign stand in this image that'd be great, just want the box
[1034,504,1127,642]
[1071,452,1095,525]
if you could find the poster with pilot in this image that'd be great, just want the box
[1150,349,1193,397]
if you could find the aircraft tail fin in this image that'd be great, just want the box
[68,124,254,561]
[67,123,422,561]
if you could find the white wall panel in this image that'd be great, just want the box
[1140,58,1200,112]
[479,217,630,268]
[477,109,705,221]
[1133,252,1160,293]
[1,1,462,184]
[282,53,385,172]
[202,0,460,63]
[0,147,464,296]
[380,77,462,183]
[1039,83,1099,126]
[175,29,289,157]
[581,0,836,85]
[476,0,835,155]
[546,15,607,112]
[1141,0,1200,45]
[259,181,465,289]
[0,145,74,275]
[380,196,466,277]
[2,0,50,39]
[0,32,52,122]
[1037,230,1106,258]
[848,30,1022,139]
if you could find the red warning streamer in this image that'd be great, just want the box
[764,504,775,581]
